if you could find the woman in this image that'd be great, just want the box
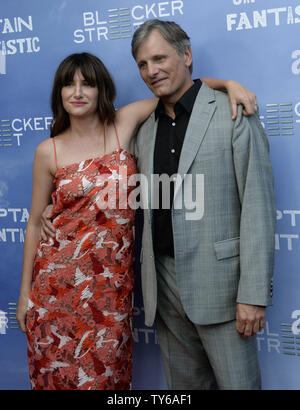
[17,52,256,390]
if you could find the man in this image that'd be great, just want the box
[131,20,276,390]
[40,20,271,389]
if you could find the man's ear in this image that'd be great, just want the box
[184,46,193,70]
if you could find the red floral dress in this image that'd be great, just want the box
[26,136,137,390]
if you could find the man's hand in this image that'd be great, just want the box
[225,80,258,120]
[236,303,266,339]
[40,204,55,240]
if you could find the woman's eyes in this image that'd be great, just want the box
[83,81,93,87]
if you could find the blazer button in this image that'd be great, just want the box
[270,277,273,296]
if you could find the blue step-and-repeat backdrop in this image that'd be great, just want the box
[0,0,300,390]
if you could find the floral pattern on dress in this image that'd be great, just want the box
[26,149,137,390]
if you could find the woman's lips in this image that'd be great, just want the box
[71,101,87,106]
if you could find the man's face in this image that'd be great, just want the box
[135,29,193,103]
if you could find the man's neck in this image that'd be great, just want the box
[161,78,194,119]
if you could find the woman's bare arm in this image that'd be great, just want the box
[17,139,55,332]
[201,78,257,119]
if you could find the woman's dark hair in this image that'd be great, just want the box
[50,52,116,137]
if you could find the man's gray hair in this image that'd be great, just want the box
[131,19,193,73]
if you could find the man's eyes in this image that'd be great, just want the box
[138,56,166,69]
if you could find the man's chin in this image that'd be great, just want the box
[151,86,168,98]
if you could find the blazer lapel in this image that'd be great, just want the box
[174,83,216,200]
[140,113,158,218]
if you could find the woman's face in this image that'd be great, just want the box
[61,69,99,118]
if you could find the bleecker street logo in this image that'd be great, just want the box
[0,304,19,334]
[258,101,300,139]
[280,311,300,357]
[0,115,52,148]
[0,310,8,334]
[73,1,184,44]
[256,314,300,358]
[0,119,12,147]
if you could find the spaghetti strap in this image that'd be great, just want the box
[52,137,59,171]
[113,122,121,151]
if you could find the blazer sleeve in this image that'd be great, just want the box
[232,107,276,306]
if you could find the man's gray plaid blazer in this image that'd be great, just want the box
[135,82,276,328]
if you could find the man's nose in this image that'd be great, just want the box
[147,62,159,78]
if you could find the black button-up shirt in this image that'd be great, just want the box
[153,79,202,257]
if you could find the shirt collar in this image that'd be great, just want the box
[155,79,202,120]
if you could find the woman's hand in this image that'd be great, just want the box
[224,79,258,120]
[16,294,29,333]
[40,204,55,241]
[201,78,258,120]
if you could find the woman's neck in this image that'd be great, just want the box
[68,114,104,138]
